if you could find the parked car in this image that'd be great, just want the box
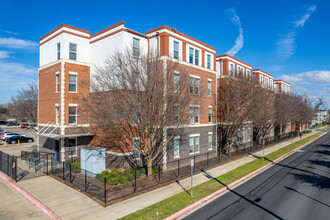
[0,121,7,125]
[6,122,19,126]
[5,135,34,144]
[21,124,28,128]
[27,124,37,129]
[1,132,26,140]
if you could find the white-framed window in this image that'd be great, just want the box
[132,139,140,159]
[189,47,194,64]
[189,106,200,124]
[195,49,199,66]
[260,75,263,86]
[208,133,212,150]
[69,74,77,92]
[207,80,211,97]
[55,106,59,124]
[173,137,180,158]
[174,105,179,124]
[246,70,251,78]
[247,129,251,141]
[133,38,140,57]
[68,138,77,157]
[230,63,234,76]
[174,41,179,59]
[237,66,244,76]
[69,106,77,124]
[189,135,200,154]
[208,107,212,123]
[69,42,77,61]
[195,78,199,95]
[189,77,194,94]
[56,73,60,92]
[265,77,269,88]
[57,42,60,60]
[270,79,273,89]
[207,54,211,69]
[174,73,179,93]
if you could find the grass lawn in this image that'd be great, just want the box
[120,132,325,220]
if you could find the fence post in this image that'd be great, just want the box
[0,151,2,171]
[69,164,72,183]
[207,152,209,167]
[104,177,107,205]
[158,163,161,183]
[12,156,17,182]
[85,169,87,191]
[177,160,180,178]
[46,154,49,175]
[62,162,65,180]
[7,154,10,176]
[193,156,196,172]
[134,167,137,192]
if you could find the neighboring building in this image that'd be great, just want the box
[312,110,329,126]
[274,80,291,94]
[252,69,275,90]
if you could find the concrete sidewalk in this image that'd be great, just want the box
[16,129,325,220]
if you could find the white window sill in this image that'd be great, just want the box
[69,91,77,93]
[174,156,180,159]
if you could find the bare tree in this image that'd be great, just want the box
[274,93,293,135]
[10,81,38,123]
[218,71,258,155]
[80,49,202,176]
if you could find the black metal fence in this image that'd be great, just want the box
[45,131,299,204]
[0,151,17,181]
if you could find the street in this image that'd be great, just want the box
[184,130,330,220]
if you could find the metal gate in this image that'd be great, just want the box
[0,151,17,181]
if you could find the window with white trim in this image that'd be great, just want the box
[189,47,194,64]
[174,73,179,93]
[189,106,200,124]
[174,105,179,124]
[270,79,273,89]
[195,78,199,95]
[189,77,194,94]
[260,75,263,86]
[208,134,212,150]
[265,77,269,88]
[195,49,199,66]
[55,106,59,124]
[69,43,77,60]
[208,107,212,123]
[133,139,140,159]
[207,54,211,69]
[189,136,200,154]
[246,70,251,78]
[69,106,77,124]
[57,43,60,60]
[174,41,179,59]
[56,73,60,92]
[230,63,234,76]
[237,66,244,76]
[69,74,77,92]
[207,80,211,97]
[133,38,140,57]
[173,138,180,157]
[69,138,77,157]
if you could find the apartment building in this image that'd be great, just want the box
[274,80,291,94]
[38,22,217,168]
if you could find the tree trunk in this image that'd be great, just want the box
[147,159,153,178]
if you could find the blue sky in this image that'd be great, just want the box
[0,0,329,108]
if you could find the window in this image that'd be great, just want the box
[207,54,211,69]
[133,38,140,57]
[189,47,194,64]
[190,106,200,124]
[69,74,77,92]
[208,134,212,150]
[56,73,60,92]
[208,107,212,123]
[133,72,139,90]
[230,63,234,76]
[189,136,200,154]
[133,139,140,159]
[69,43,77,60]
[195,49,199,66]
[173,138,179,157]
[242,129,245,142]
[69,106,77,124]
[207,80,211,97]
[237,66,243,76]
[195,78,199,95]
[57,43,60,60]
[246,70,251,78]
[56,106,59,124]
[260,75,263,86]
[270,79,273,89]
[174,73,179,93]
[174,41,179,59]
[174,105,179,124]
[265,78,269,88]
[189,77,194,94]
[247,129,250,141]
[69,138,77,157]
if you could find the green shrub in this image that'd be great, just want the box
[118,175,128,184]
[152,167,163,174]
[70,162,81,173]
[109,170,121,176]
[127,173,134,182]
[107,177,119,185]
[96,174,106,183]
[101,170,110,176]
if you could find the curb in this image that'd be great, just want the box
[165,132,326,220]
[0,172,61,220]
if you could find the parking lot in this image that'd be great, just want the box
[0,126,38,156]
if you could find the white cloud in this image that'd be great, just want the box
[0,61,36,76]
[276,5,316,60]
[0,37,38,49]
[225,8,243,56]
[0,50,10,59]
[0,28,18,35]
[279,70,330,85]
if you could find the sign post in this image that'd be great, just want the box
[191,159,194,197]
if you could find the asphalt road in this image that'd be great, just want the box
[184,131,330,220]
